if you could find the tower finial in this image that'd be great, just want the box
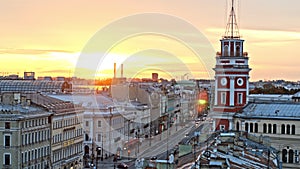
[224,0,240,39]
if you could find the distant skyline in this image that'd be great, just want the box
[1,0,300,81]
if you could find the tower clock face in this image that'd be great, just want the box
[237,78,244,86]
[220,77,227,86]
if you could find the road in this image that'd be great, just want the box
[95,120,211,169]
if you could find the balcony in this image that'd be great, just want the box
[216,52,248,57]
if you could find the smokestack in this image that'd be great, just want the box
[121,64,123,78]
[114,63,116,78]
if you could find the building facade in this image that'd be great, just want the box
[234,101,300,168]
[0,93,52,169]
[24,93,84,169]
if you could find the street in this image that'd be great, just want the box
[92,119,211,169]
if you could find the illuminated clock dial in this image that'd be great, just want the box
[237,78,244,86]
[221,77,227,86]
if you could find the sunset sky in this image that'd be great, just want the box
[1,0,300,81]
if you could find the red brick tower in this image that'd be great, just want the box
[211,0,251,131]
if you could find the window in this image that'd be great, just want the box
[287,125,291,134]
[292,125,296,135]
[5,122,10,129]
[224,45,229,56]
[254,123,258,133]
[220,125,225,131]
[4,135,11,147]
[282,149,287,163]
[268,124,272,133]
[281,124,285,134]
[250,123,253,133]
[85,121,89,127]
[236,45,241,56]
[289,150,294,163]
[273,124,277,134]
[236,122,240,131]
[245,123,249,132]
[237,93,243,104]
[97,134,101,142]
[3,153,10,165]
[263,123,267,133]
[221,92,226,104]
[85,134,89,141]
[98,120,101,127]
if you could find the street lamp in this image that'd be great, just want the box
[108,106,113,157]
[137,128,140,154]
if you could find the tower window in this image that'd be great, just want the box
[221,92,226,105]
[236,45,241,56]
[237,93,243,104]
[224,45,229,56]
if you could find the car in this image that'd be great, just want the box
[150,156,157,160]
[117,162,128,169]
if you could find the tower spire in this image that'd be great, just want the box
[224,0,240,39]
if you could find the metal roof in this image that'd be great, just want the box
[48,94,114,109]
[0,80,70,92]
[236,102,300,119]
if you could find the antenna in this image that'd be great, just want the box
[224,0,240,39]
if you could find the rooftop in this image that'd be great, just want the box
[0,104,51,120]
[236,102,300,120]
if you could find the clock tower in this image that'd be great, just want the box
[211,0,251,131]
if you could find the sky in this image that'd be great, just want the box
[1,0,300,81]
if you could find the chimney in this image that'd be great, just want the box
[114,63,116,78]
[121,64,123,78]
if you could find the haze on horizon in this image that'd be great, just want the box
[1,0,300,81]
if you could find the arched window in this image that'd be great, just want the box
[292,125,296,135]
[281,124,285,134]
[289,149,294,163]
[282,149,287,163]
[245,122,249,132]
[85,134,89,141]
[236,122,240,131]
[287,125,291,134]
[273,124,277,134]
[224,45,229,56]
[236,45,241,56]
[268,124,272,133]
[250,123,253,133]
[254,123,258,133]
[263,123,267,133]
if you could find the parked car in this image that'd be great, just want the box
[117,162,128,169]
